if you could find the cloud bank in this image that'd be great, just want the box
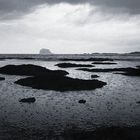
[0,0,140,20]
[0,3,140,54]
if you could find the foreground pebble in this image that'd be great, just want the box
[79,100,86,104]
[19,97,36,103]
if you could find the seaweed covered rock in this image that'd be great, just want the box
[92,62,117,65]
[0,58,5,61]
[0,77,5,81]
[0,64,68,76]
[15,75,106,92]
[56,63,93,68]
[78,67,140,76]
[0,64,106,91]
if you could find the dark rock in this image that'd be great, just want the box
[60,58,114,62]
[91,75,99,78]
[78,68,133,72]
[19,97,36,103]
[15,76,106,92]
[136,101,140,104]
[78,99,86,104]
[55,63,93,68]
[92,62,117,65]
[0,77,5,81]
[0,64,106,91]
[78,67,140,76]
[0,58,5,61]
[0,64,68,76]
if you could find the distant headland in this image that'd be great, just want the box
[128,51,140,55]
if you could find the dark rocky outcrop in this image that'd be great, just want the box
[60,58,114,62]
[0,64,106,91]
[92,62,117,65]
[0,77,5,81]
[0,58,5,61]
[55,63,93,68]
[136,98,140,104]
[15,75,106,92]
[19,97,36,103]
[0,64,68,77]
[78,67,133,72]
[115,67,140,77]
[78,99,86,104]
[78,67,140,76]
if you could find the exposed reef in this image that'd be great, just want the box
[0,64,106,91]
[15,75,106,92]
[0,64,68,76]
[60,58,114,62]
[78,67,140,76]
[0,77,5,81]
[55,63,93,68]
[0,58,5,61]
[92,62,117,65]
[136,101,140,104]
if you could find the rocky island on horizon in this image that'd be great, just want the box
[39,48,53,55]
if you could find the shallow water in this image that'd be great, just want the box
[0,57,140,137]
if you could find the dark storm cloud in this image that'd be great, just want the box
[0,0,45,19]
[0,0,140,19]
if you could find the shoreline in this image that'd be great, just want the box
[0,54,140,61]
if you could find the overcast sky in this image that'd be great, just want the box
[0,0,140,54]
